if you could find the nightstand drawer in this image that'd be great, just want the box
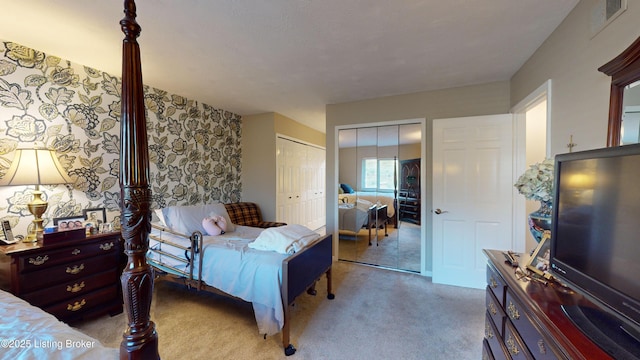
[43,285,119,321]
[19,255,118,293]
[16,238,118,272]
[21,270,118,307]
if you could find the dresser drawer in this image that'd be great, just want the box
[21,270,118,307]
[505,289,563,359]
[16,238,119,272]
[44,285,119,321]
[482,339,494,360]
[18,254,118,293]
[486,264,506,306]
[485,312,509,360]
[504,320,533,359]
[486,287,505,337]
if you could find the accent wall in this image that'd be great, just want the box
[0,40,242,239]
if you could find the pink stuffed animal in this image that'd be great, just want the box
[202,215,227,235]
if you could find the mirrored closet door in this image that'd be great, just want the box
[337,123,422,272]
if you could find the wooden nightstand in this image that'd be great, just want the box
[0,231,123,324]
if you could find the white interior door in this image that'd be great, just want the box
[432,114,514,289]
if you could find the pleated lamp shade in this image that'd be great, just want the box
[0,148,72,242]
[0,148,72,186]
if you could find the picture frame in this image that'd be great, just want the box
[83,208,106,225]
[53,216,86,231]
[526,230,552,278]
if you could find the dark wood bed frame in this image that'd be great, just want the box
[118,1,334,358]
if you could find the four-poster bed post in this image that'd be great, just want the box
[119,0,159,359]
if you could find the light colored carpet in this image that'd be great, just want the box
[339,220,421,272]
[76,261,485,359]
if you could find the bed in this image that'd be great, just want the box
[338,199,389,245]
[338,191,396,217]
[338,202,370,234]
[145,204,334,355]
[0,288,118,359]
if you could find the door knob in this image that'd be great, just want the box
[434,208,448,215]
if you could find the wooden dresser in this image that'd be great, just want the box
[0,232,123,324]
[483,249,612,360]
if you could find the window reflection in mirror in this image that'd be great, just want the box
[622,80,640,145]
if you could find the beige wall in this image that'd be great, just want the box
[511,0,640,155]
[326,81,511,267]
[242,112,325,221]
[274,112,326,147]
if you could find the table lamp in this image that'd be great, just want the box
[0,148,72,242]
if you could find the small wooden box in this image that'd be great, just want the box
[42,228,86,245]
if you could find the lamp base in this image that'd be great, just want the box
[24,226,39,243]
[25,189,47,243]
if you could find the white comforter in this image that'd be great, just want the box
[148,225,319,336]
[248,224,320,254]
[0,289,118,360]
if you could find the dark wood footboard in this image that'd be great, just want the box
[281,234,334,356]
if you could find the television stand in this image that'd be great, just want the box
[562,304,640,359]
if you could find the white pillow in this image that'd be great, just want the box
[161,203,235,235]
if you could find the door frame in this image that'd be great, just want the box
[334,118,428,275]
[511,80,551,253]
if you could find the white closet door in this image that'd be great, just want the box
[276,138,300,225]
[307,145,326,230]
[276,137,326,229]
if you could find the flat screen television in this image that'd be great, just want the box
[550,144,640,359]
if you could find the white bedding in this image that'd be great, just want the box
[338,191,396,217]
[249,224,320,254]
[0,289,118,359]
[147,224,319,336]
[338,203,370,234]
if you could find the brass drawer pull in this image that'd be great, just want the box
[507,300,520,320]
[28,255,49,266]
[537,339,547,355]
[100,242,114,251]
[66,263,85,274]
[72,248,81,255]
[506,333,520,355]
[66,281,85,293]
[489,276,497,288]
[484,323,494,339]
[67,299,86,312]
[488,301,497,316]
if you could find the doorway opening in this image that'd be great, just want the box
[513,80,550,253]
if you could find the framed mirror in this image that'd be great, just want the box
[599,36,640,147]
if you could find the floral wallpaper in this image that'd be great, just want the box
[0,40,242,239]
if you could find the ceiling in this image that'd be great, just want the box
[0,0,578,133]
